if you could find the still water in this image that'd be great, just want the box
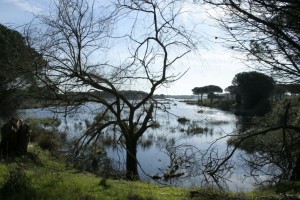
[20,99,258,191]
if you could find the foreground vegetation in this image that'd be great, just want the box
[0,145,187,200]
[0,144,299,200]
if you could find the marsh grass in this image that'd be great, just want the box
[177,117,190,124]
[186,126,209,135]
[0,145,299,199]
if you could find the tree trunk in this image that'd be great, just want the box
[291,155,300,181]
[200,94,203,105]
[125,137,139,180]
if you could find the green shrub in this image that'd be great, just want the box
[215,99,235,111]
[24,118,66,154]
[67,144,124,179]
[26,118,62,142]
[37,130,66,154]
[0,168,36,200]
[98,178,110,189]
[38,131,59,151]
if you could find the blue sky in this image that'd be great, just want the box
[0,0,249,95]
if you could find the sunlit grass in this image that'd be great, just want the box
[0,145,189,200]
[0,144,299,200]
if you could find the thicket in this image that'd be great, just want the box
[228,97,300,182]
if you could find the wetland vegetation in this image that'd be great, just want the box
[1,0,300,198]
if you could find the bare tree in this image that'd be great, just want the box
[202,0,300,83]
[197,100,300,189]
[185,0,300,188]
[32,0,197,180]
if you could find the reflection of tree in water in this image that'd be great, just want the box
[155,135,171,149]
[235,116,253,133]
[138,133,155,150]
[96,131,123,151]
[151,138,198,185]
[149,116,240,189]
[75,107,240,188]
[97,131,156,150]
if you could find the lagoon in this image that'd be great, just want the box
[20,99,257,191]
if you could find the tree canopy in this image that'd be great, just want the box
[232,71,275,115]
[192,87,206,103]
[0,24,44,119]
[285,84,300,95]
[31,0,197,180]
[192,85,222,104]
[204,85,222,94]
[225,85,237,98]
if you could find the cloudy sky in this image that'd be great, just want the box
[0,0,249,95]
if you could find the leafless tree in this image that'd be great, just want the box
[197,100,300,189]
[31,0,197,180]
[183,0,300,189]
[202,0,300,83]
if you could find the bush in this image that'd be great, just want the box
[38,131,59,151]
[38,131,66,153]
[26,118,61,142]
[215,99,235,111]
[177,117,190,124]
[67,144,124,179]
[0,168,36,199]
[23,118,66,155]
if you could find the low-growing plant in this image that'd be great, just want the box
[177,117,190,124]
[127,193,154,200]
[186,126,209,135]
[67,143,124,179]
[19,118,68,157]
[26,118,62,142]
[184,121,210,135]
[38,131,59,151]
[98,178,110,189]
[214,99,235,111]
[0,167,36,199]
[189,188,248,200]
[37,130,67,154]
[27,117,61,129]
[151,121,160,129]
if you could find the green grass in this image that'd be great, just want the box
[0,145,188,200]
[0,145,299,200]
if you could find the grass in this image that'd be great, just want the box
[0,145,188,200]
[0,145,299,200]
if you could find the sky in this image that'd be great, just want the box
[0,0,249,95]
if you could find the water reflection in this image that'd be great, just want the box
[20,99,257,191]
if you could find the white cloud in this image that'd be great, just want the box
[3,0,43,14]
